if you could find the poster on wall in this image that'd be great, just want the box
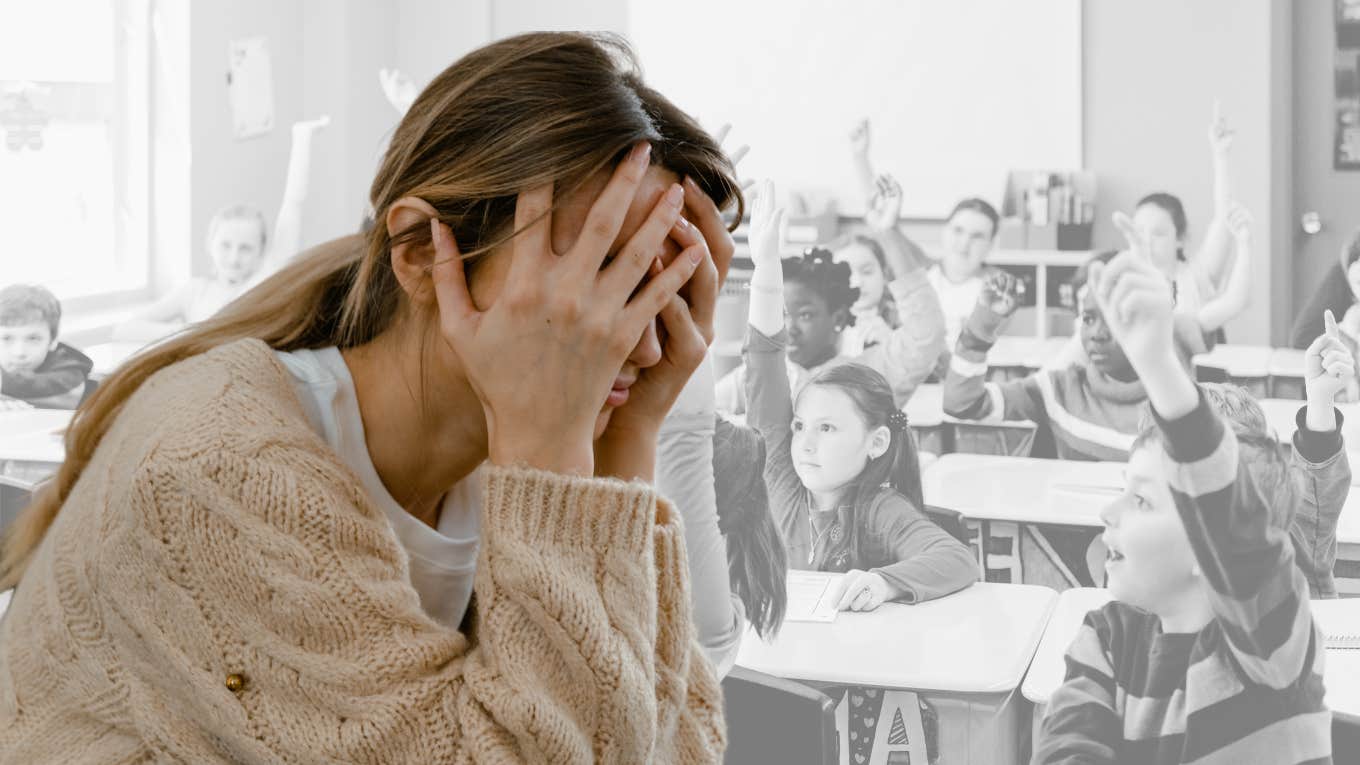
[228,36,274,140]
[1340,0,1360,48]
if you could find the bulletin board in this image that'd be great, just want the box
[628,0,1082,218]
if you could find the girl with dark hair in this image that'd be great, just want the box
[714,180,946,416]
[741,183,976,612]
[712,415,788,637]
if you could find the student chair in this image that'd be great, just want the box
[723,665,838,765]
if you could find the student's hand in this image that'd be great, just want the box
[1304,310,1356,409]
[1207,99,1235,159]
[712,123,754,195]
[1088,243,1176,372]
[832,570,892,612]
[429,143,703,476]
[1224,202,1251,245]
[747,179,786,271]
[378,68,418,115]
[864,173,903,232]
[980,269,1025,317]
[0,396,34,412]
[848,119,871,158]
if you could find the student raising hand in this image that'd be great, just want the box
[1304,311,1358,425]
[960,268,1025,346]
[863,174,903,233]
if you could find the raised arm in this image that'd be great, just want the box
[1190,101,1236,287]
[742,181,805,522]
[657,350,744,676]
[111,281,194,342]
[941,271,1047,422]
[848,119,876,206]
[1193,202,1252,333]
[255,117,329,283]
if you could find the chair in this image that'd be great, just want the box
[922,504,972,547]
[723,666,838,765]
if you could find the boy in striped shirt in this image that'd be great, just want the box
[1033,250,1332,764]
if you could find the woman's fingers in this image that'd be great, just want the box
[428,219,479,337]
[509,183,555,270]
[599,182,684,297]
[682,176,736,284]
[657,293,707,365]
[569,142,653,275]
[669,220,718,345]
[625,241,702,327]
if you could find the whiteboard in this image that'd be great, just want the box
[628,0,1082,218]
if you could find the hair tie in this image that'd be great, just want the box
[887,410,909,433]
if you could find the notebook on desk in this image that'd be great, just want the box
[1312,599,1360,650]
[785,570,841,623]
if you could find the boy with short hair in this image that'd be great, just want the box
[0,284,93,409]
[1034,251,1331,764]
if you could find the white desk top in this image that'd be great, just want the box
[1022,589,1360,722]
[83,341,148,376]
[736,582,1057,694]
[1268,348,1307,378]
[0,409,72,464]
[1193,344,1274,377]
[923,454,1123,528]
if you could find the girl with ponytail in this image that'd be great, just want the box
[742,181,976,614]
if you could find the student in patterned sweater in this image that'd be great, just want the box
[1033,247,1331,763]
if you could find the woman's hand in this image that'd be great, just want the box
[429,143,703,476]
[832,569,893,612]
[594,177,735,481]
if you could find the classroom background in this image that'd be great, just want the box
[4,1,1360,764]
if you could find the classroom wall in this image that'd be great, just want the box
[1082,0,1287,346]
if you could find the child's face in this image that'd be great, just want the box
[1132,204,1182,270]
[783,281,843,368]
[791,385,886,494]
[1077,289,1133,379]
[1100,446,1199,614]
[1347,259,1360,302]
[833,242,885,312]
[938,209,994,282]
[0,322,56,374]
[209,218,267,286]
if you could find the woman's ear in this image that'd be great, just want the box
[386,196,440,305]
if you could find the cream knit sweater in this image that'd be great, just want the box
[0,339,725,764]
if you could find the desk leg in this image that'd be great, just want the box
[978,521,992,581]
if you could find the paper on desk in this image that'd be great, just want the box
[785,570,841,623]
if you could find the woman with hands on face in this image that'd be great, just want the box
[0,33,742,764]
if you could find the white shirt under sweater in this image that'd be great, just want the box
[274,346,479,630]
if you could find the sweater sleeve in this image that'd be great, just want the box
[1033,607,1122,764]
[863,494,977,604]
[657,352,745,677]
[0,343,92,400]
[1287,406,1350,599]
[1153,391,1316,689]
[99,448,724,764]
[855,271,947,407]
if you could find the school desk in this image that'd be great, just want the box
[0,408,70,531]
[83,341,147,378]
[923,454,1122,529]
[1193,344,1274,397]
[905,385,1040,457]
[1268,348,1308,399]
[736,582,1057,765]
[1022,589,1360,734]
[1259,399,1360,450]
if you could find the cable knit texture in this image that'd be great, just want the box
[0,338,725,764]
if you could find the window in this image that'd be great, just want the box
[0,0,150,304]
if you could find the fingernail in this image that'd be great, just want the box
[666,183,684,207]
[632,142,652,165]
[690,249,703,265]
[684,175,700,191]
[652,256,664,276]
[676,215,691,229]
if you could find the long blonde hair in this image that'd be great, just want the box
[0,32,743,588]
